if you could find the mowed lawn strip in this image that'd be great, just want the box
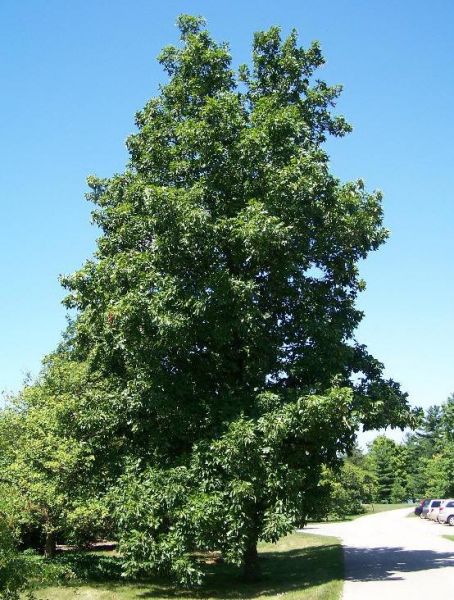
[314,503,414,523]
[32,532,343,600]
[363,503,414,515]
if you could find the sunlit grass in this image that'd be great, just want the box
[313,503,414,523]
[363,503,414,513]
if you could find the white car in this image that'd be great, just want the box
[438,499,454,525]
[426,499,443,521]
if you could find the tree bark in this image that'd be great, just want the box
[44,530,56,558]
[242,539,261,582]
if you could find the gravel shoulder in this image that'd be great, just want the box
[300,507,454,600]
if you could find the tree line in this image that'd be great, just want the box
[318,395,454,520]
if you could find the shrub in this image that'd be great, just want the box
[0,520,35,600]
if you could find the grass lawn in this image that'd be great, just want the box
[31,532,343,600]
[443,534,454,542]
[314,503,414,523]
[363,503,414,515]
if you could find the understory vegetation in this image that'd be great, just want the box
[26,533,342,600]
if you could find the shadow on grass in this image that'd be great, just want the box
[137,543,342,599]
[41,553,124,583]
[46,541,342,599]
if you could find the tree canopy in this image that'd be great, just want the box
[4,15,418,585]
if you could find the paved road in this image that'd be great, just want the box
[302,507,454,599]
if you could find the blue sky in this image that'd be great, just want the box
[1,0,453,421]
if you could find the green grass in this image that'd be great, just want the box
[29,533,343,600]
[443,534,454,542]
[352,503,415,521]
[363,503,414,514]
[314,503,414,523]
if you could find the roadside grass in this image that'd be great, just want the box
[314,503,414,523]
[30,532,343,600]
[443,534,454,542]
[363,503,414,515]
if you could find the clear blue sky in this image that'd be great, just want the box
[1,0,453,419]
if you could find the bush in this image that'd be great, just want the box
[314,462,377,520]
[64,499,111,549]
[0,520,36,600]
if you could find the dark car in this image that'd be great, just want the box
[415,498,430,516]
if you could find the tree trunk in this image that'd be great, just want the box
[243,539,261,582]
[44,530,56,558]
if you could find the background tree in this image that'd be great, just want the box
[318,458,377,519]
[419,396,454,498]
[367,436,409,503]
[0,356,114,558]
[402,395,454,500]
[60,15,416,583]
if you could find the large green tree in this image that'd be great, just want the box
[61,16,416,583]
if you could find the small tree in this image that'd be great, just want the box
[61,16,416,582]
[423,453,449,498]
[367,436,413,503]
[0,357,113,557]
[367,436,400,503]
[316,459,377,519]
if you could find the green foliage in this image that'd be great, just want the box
[55,15,415,582]
[62,15,413,440]
[114,388,356,585]
[422,445,454,498]
[401,395,454,500]
[64,499,111,549]
[35,552,122,586]
[321,460,377,519]
[0,14,416,586]
[0,356,114,555]
[367,436,409,503]
[389,479,407,504]
[364,394,454,505]
[0,520,36,600]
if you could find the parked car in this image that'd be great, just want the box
[423,499,443,520]
[415,499,430,516]
[438,499,454,525]
[428,500,445,522]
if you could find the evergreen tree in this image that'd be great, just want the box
[403,395,454,500]
[368,436,400,503]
